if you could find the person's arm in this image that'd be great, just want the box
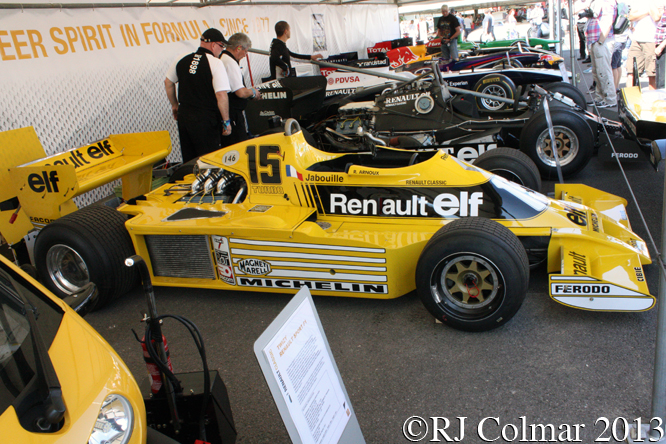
[450,24,462,40]
[164,78,178,120]
[234,86,261,100]
[628,6,649,21]
[598,4,614,43]
[650,6,661,22]
[216,91,231,135]
[288,49,320,61]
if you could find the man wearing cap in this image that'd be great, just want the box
[269,21,323,80]
[221,32,262,147]
[164,28,232,163]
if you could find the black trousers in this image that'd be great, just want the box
[177,109,223,163]
[221,108,251,148]
[577,22,587,58]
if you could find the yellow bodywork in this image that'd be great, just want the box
[0,255,147,444]
[117,130,654,312]
[0,128,171,245]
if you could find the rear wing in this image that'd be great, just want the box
[0,127,171,245]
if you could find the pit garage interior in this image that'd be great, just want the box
[1,0,666,443]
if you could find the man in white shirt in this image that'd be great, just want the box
[625,0,661,89]
[220,33,262,147]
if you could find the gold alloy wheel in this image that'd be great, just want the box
[535,125,578,167]
[434,254,500,311]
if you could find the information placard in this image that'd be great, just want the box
[254,287,365,444]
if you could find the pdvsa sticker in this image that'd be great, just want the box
[222,150,239,166]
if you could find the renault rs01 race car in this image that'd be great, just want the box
[4,124,654,332]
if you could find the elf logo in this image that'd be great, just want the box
[329,191,483,217]
[28,171,60,193]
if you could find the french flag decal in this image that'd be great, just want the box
[286,165,303,181]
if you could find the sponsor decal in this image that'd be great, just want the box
[304,173,344,183]
[325,89,356,97]
[634,267,645,282]
[330,75,361,84]
[29,216,55,225]
[384,91,430,107]
[237,258,272,276]
[28,139,119,171]
[350,169,378,176]
[259,110,275,117]
[447,80,469,87]
[28,171,60,193]
[439,143,497,162]
[263,91,288,100]
[212,235,236,285]
[565,206,588,226]
[252,185,284,194]
[590,213,600,232]
[552,284,611,294]
[321,68,337,77]
[330,191,483,217]
[612,152,639,159]
[406,179,447,185]
[222,150,239,166]
[569,251,588,275]
[248,205,272,213]
[315,182,547,220]
[483,77,501,84]
[368,46,390,54]
[357,59,388,68]
[237,277,388,293]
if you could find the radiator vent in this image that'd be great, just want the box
[145,235,215,279]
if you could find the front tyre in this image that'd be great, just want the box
[34,205,138,309]
[519,108,595,179]
[416,218,529,332]
[473,74,517,111]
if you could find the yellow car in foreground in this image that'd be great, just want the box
[3,123,655,332]
[0,254,150,444]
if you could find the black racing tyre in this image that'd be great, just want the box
[416,218,529,332]
[541,82,588,110]
[519,108,595,179]
[473,147,542,191]
[473,74,517,111]
[34,205,138,309]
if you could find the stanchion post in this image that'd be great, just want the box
[627,167,666,443]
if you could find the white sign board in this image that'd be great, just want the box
[254,287,365,444]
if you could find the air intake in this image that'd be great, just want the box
[145,235,216,279]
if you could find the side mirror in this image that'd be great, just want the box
[62,282,99,317]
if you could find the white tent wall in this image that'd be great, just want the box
[0,4,399,203]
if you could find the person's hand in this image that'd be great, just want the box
[223,120,232,136]
[657,45,665,57]
[171,105,178,120]
[312,54,323,60]
[223,126,232,136]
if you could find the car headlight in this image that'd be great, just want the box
[88,394,134,444]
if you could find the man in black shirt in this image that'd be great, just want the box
[437,5,462,61]
[269,21,323,80]
[164,28,232,163]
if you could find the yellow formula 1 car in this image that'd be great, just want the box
[0,254,152,444]
[2,123,655,331]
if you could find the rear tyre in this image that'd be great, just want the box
[519,108,595,178]
[416,218,529,332]
[34,205,138,309]
[473,74,517,111]
[473,147,542,191]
